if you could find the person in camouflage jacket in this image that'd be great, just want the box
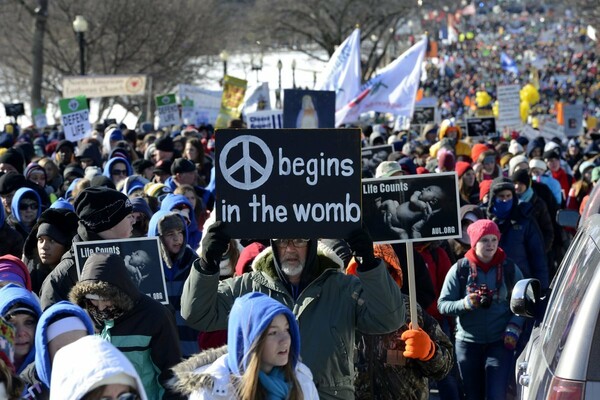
[347,244,454,400]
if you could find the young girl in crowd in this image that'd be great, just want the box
[170,292,319,399]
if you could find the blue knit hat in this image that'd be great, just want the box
[226,292,300,375]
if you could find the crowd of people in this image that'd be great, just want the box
[0,3,596,400]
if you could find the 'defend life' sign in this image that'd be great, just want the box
[215,129,362,239]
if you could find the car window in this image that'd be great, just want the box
[542,234,600,371]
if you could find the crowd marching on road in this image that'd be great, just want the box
[0,2,597,400]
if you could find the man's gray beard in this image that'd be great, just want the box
[281,262,304,279]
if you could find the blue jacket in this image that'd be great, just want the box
[148,210,199,357]
[0,284,42,374]
[34,301,94,388]
[159,194,201,250]
[438,257,525,344]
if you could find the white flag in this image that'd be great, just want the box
[242,82,271,116]
[315,28,361,111]
[336,36,427,126]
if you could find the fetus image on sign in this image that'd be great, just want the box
[124,250,151,287]
[376,185,446,239]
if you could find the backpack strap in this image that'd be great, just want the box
[457,258,471,297]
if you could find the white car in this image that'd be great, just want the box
[510,212,600,399]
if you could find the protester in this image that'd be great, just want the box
[181,222,404,399]
[7,187,42,238]
[438,219,524,400]
[39,186,134,309]
[69,252,181,399]
[49,335,148,400]
[170,292,319,399]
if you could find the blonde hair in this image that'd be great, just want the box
[0,361,24,400]
[236,322,303,400]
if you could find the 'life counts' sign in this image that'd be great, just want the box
[215,129,362,239]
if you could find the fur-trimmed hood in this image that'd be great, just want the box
[251,241,344,282]
[69,253,139,316]
[168,345,228,396]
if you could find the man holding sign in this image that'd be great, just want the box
[181,129,404,400]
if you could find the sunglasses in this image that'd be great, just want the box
[112,169,128,176]
[273,239,310,248]
[99,393,139,400]
[19,203,38,211]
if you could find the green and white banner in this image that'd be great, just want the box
[59,96,91,142]
[155,93,180,128]
[33,108,48,129]
[181,98,195,125]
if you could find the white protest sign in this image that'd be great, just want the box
[246,110,283,129]
[496,84,522,128]
[562,104,584,137]
[33,108,48,129]
[62,75,146,98]
[59,96,91,142]
[177,84,221,126]
[181,99,195,124]
[155,93,180,128]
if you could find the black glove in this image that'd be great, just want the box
[345,227,378,271]
[198,221,230,274]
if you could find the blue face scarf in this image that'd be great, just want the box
[493,198,513,219]
[258,367,290,400]
[518,187,534,203]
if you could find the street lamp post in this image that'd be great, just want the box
[219,50,229,77]
[251,54,263,83]
[72,15,88,76]
[276,59,282,109]
[291,59,297,88]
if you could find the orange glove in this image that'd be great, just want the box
[401,328,435,361]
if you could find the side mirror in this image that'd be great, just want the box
[510,278,541,318]
[556,209,579,229]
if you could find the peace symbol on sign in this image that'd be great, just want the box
[219,135,273,190]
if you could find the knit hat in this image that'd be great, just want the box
[6,302,38,318]
[0,148,25,174]
[171,158,195,175]
[416,166,429,174]
[490,177,515,199]
[153,159,172,175]
[56,140,75,152]
[398,157,417,175]
[508,140,524,155]
[24,162,46,181]
[84,166,103,181]
[375,161,403,178]
[529,158,547,172]
[89,175,116,190]
[467,219,501,248]
[235,242,267,276]
[515,136,529,147]
[0,255,31,290]
[37,222,71,246]
[154,136,174,152]
[0,172,25,195]
[455,161,472,178]
[508,155,529,176]
[500,153,513,169]
[227,292,300,375]
[50,197,75,212]
[131,197,152,219]
[63,163,84,179]
[471,143,489,164]
[479,179,493,201]
[157,212,185,236]
[592,167,600,183]
[511,168,531,189]
[437,150,456,171]
[579,161,595,175]
[132,159,154,176]
[74,187,133,233]
[145,183,171,198]
[543,148,561,161]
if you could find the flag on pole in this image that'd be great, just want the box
[315,28,361,111]
[500,52,519,75]
[335,36,427,126]
[242,82,271,117]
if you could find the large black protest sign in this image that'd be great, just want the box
[74,237,169,305]
[466,117,497,137]
[216,129,362,239]
[4,103,25,118]
[362,172,461,244]
[412,106,435,125]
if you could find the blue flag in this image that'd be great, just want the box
[501,52,519,75]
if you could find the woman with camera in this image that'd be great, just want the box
[438,219,525,400]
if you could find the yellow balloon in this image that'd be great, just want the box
[476,91,492,108]
[493,101,499,117]
[520,101,530,123]
[520,83,540,106]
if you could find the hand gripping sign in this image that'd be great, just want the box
[215,129,362,239]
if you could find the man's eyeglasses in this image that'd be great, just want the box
[112,169,128,176]
[19,202,38,211]
[273,239,310,248]
[99,392,139,400]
